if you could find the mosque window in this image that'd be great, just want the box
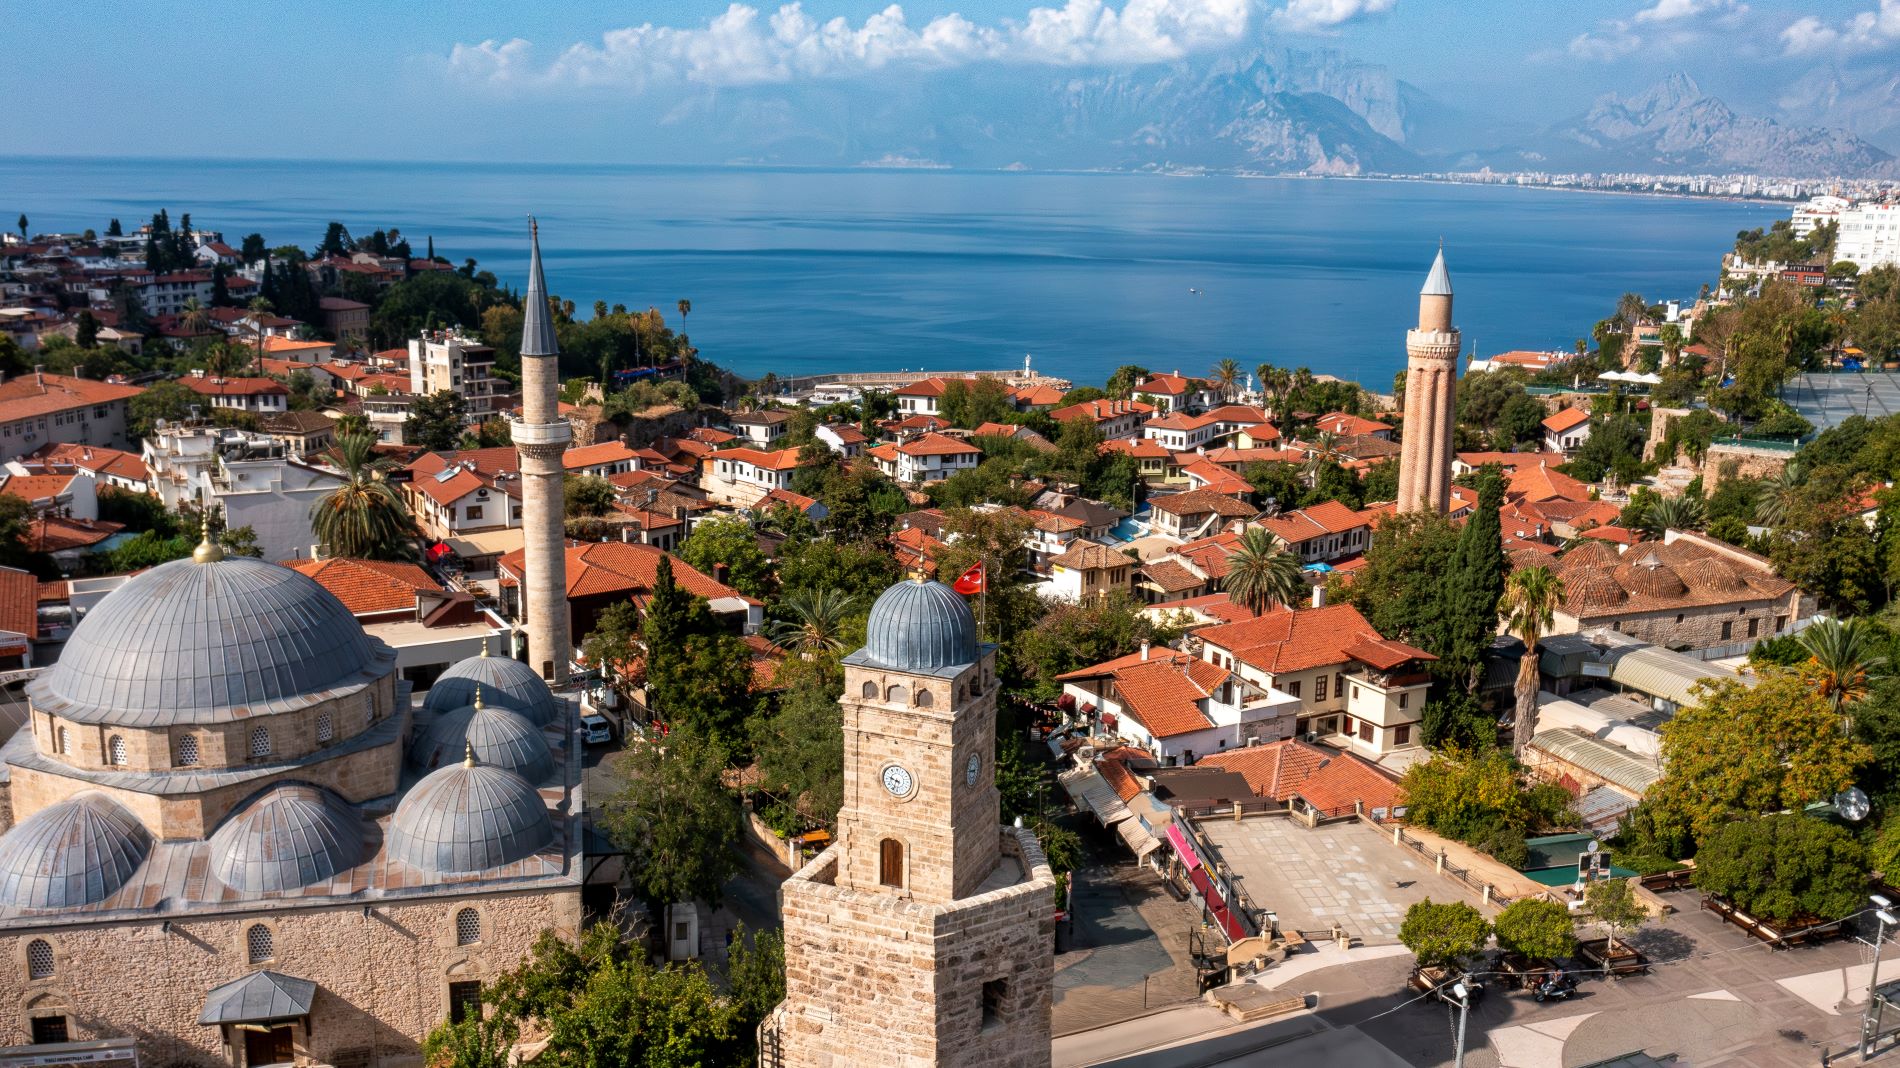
[455,908,481,946]
[56,727,71,756]
[915,688,933,708]
[249,726,271,759]
[317,712,334,743]
[176,735,200,767]
[246,924,273,963]
[107,735,126,766]
[885,685,908,705]
[879,838,904,888]
[30,1017,66,1045]
[448,981,483,1024]
[25,939,53,979]
[861,681,877,699]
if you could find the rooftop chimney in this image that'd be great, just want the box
[713,562,730,586]
[1311,584,1326,609]
[1140,640,1151,661]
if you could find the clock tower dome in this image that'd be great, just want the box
[767,577,1057,1068]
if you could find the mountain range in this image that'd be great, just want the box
[639,57,1896,179]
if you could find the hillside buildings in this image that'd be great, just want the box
[1838,201,1900,271]
[0,372,142,463]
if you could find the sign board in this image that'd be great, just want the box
[0,1038,138,1068]
[1578,850,1610,880]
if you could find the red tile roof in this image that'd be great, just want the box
[898,432,983,457]
[561,441,640,470]
[0,373,141,422]
[1542,407,1590,434]
[1198,604,1432,675]
[1196,740,1332,800]
[1134,372,1210,396]
[1315,412,1392,437]
[1059,646,1230,739]
[181,376,289,397]
[285,558,441,616]
[1260,500,1370,545]
[1053,398,1154,424]
[719,447,808,471]
[499,542,757,606]
[0,566,38,639]
[1149,489,1256,518]
[25,515,122,552]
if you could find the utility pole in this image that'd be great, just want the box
[1451,980,1471,1068]
[1863,896,1898,1060]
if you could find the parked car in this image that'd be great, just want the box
[580,714,615,745]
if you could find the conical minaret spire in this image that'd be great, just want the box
[1397,245,1461,514]
[514,218,573,683]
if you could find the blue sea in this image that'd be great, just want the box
[0,158,1776,390]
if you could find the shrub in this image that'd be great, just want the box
[1493,898,1579,961]
[1693,814,1866,924]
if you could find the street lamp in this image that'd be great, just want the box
[1862,898,1897,1060]
[1451,981,1471,1068]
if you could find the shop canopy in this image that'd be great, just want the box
[198,971,317,1026]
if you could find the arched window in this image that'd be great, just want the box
[176,735,200,767]
[248,726,271,759]
[879,838,904,889]
[885,685,908,705]
[107,735,127,766]
[316,712,334,743]
[56,727,71,756]
[861,680,878,699]
[25,939,52,980]
[455,908,481,946]
[915,688,934,708]
[246,924,273,964]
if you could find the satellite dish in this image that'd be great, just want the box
[1836,787,1872,822]
[1587,839,1600,852]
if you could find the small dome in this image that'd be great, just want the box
[410,701,555,783]
[1563,568,1628,611]
[426,651,558,726]
[0,793,150,910]
[32,555,386,726]
[1615,554,1687,599]
[861,578,978,671]
[209,784,365,893]
[388,761,553,875]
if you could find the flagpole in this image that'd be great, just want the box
[979,551,988,640]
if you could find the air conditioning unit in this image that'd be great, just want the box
[1302,731,1319,744]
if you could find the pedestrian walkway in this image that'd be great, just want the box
[1054,864,1203,1035]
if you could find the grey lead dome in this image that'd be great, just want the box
[388,762,554,875]
[0,792,151,910]
[410,703,555,784]
[209,783,366,893]
[31,555,385,726]
[861,578,978,671]
[425,653,558,726]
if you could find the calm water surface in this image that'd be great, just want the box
[0,159,1777,389]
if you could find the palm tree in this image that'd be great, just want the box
[1500,565,1566,757]
[1222,526,1304,617]
[1636,494,1705,539]
[767,588,860,659]
[1755,462,1804,528]
[247,296,274,373]
[1256,364,1290,424]
[675,298,692,372]
[310,432,416,560]
[181,297,210,337]
[1301,430,1340,485]
[1210,358,1242,404]
[1798,617,1888,729]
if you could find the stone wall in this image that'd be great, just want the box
[1554,599,1794,653]
[1700,442,1793,490]
[0,885,581,1068]
[1644,406,1693,463]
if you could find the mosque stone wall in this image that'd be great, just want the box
[0,886,581,1068]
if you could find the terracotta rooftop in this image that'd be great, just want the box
[898,432,983,457]
[718,447,807,471]
[1059,646,1232,739]
[285,558,442,617]
[1542,407,1591,433]
[499,542,757,607]
[1053,398,1154,423]
[1260,500,1370,544]
[1198,603,1432,675]
[1149,489,1256,518]
[0,373,141,422]
[1050,541,1130,570]
[1315,412,1392,437]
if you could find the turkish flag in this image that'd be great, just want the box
[953,560,985,595]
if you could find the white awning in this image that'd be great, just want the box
[1059,765,1132,826]
[1117,817,1163,858]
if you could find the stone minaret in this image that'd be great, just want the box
[514,220,572,682]
[772,579,1055,1068]
[1397,247,1460,513]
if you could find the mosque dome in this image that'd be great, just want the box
[209,783,366,894]
[31,554,386,726]
[387,759,553,875]
[1615,554,1688,599]
[410,697,555,783]
[0,793,151,910]
[425,649,558,726]
[861,577,979,672]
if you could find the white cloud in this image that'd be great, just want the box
[1780,0,1900,56]
[1268,0,1397,34]
[447,0,1254,91]
[1632,0,1744,25]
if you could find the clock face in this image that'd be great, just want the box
[881,764,915,798]
[966,753,982,785]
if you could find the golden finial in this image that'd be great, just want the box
[479,636,490,658]
[910,566,926,583]
[464,742,476,768]
[192,503,224,563]
[473,684,484,710]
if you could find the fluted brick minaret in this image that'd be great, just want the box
[1397,247,1460,513]
[514,220,572,682]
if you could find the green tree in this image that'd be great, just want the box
[1429,465,1506,691]
[767,588,860,659]
[1500,565,1565,756]
[601,727,744,909]
[421,1013,513,1068]
[1693,814,1866,925]
[309,432,416,560]
[74,309,99,350]
[1012,592,1166,699]
[563,474,615,519]
[1104,364,1150,399]
[1633,493,1705,539]
[580,600,642,678]
[1209,357,1242,403]
[1647,669,1871,848]
[404,390,468,452]
[1398,899,1492,970]
[1222,526,1303,616]
[1341,509,1461,646]
[1398,747,1572,865]
[1492,897,1578,961]
[1583,878,1649,967]
[724,924,785,1046]
[751,679,845,824]
[679,515,775,600]
[128,380,198,440]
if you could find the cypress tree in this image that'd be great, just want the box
[1432,465,1507,692]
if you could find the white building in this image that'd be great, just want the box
[1838,202,1900,272]
[1792,194,1851,238]
[180,375,290,415]
[704,447,806,505]
[408,330,497,418]
[1055,643,1303,765]
[143,425,343,560]
[1542,407,1592,456]
[865,433,983,485]
[0,371,143,463]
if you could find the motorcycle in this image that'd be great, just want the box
[1531,970,1579,1003]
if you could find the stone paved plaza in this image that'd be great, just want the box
[1199,817,1446,943]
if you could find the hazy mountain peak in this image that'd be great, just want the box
[1623,72,1704,116]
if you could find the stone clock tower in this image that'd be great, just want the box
[768,578,1057,1068]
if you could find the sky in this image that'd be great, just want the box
[4,0,1898,160]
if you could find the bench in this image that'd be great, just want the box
[1638,868,1694,892]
